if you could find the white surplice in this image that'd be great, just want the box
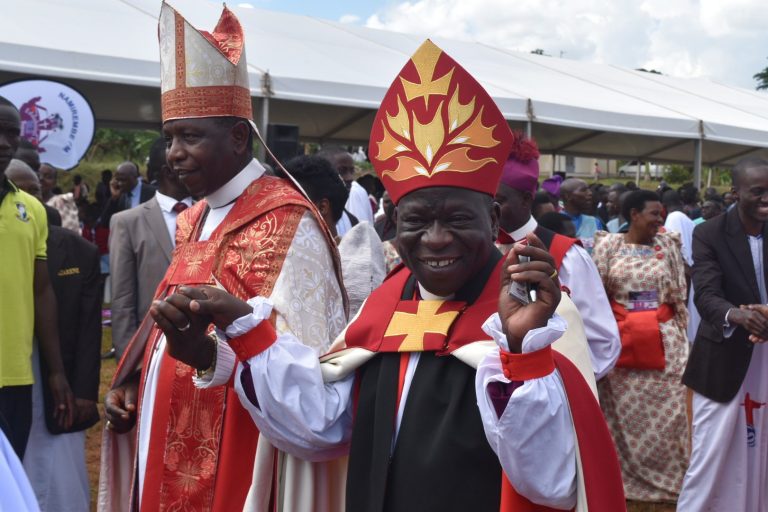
[202,290,578,510]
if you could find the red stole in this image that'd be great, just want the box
[346,261,626,511]
[115,176,319,511]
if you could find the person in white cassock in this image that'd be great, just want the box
[494,134,621,379]
[162,40,625,512]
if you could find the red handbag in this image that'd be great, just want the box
[610,300,674,370]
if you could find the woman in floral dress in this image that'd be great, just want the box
[592,189,689,502]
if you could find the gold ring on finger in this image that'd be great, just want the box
[550,269,558,280]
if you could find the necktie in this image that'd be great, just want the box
[172,202,188,214]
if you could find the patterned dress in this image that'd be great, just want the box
[592,230,690,502]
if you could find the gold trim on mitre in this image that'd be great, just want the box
[369,40,514,203]
[158,2,253,123]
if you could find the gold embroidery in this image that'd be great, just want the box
[384,301,461,351]
[57,267,80,276]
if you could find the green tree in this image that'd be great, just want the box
[755,60,768,90]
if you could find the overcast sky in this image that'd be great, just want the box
[244,0,768,90]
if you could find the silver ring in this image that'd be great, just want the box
[106,420,113,430]
[177,322,191,332]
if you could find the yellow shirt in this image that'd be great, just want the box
[0,179,47,386]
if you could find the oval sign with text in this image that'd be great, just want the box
[0,79,95,171]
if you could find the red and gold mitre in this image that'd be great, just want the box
[158,2,253,123]
[369,40,515,204]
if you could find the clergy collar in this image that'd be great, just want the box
[418,284,454,301]
[508,215,538,242]
[206,159,265,209]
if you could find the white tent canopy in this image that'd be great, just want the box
[2,0,768,177]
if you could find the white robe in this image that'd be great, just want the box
[203,288,580,510]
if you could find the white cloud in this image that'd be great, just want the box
[365,0,768,89]
[339,14,361,24]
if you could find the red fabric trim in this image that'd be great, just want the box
[499,352,625,512]
[548,234,579,271]
[499,474,566,512]
[345,258,503,354]
[228,320,278,361]
[395,353,409,418]
[500,346,555,381]
[552,352,626,511]
[162,85,253,122]
[139,350,180,510]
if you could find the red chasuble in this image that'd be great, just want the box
[344,258,625,512]
[102,176,339,512]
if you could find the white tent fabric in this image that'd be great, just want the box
[1,0,767,167]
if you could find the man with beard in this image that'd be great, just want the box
[100,5,346,511]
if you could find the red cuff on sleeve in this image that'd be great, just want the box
[227,320,278,361]
[499,345,555,381]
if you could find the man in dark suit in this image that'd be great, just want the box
[678,156,768,510]
[99,161,157,227]
[108,139,192,358]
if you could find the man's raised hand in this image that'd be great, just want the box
[498,234,561,353]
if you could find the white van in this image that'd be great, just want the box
[618,161,666,180]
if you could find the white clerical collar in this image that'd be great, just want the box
[509,216,538,242]
[206,159,265,209]
[418,283,454,301]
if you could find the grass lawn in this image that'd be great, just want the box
[84,325,677,512]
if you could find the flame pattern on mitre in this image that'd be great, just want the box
[370,40,514,204]
[159,2,253,123]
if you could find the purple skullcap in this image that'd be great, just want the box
[500,158,540,194]
[499,134,540,194]
[541,175,564,198]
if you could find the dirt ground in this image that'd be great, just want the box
[84,325,677,512]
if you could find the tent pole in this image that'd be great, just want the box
[258,72,273,163]
[694,139,702,190]
[526,120,532,138]
[258,96,269,162]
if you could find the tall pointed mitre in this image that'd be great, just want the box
[158,2,254,123]
[369,40,515,204]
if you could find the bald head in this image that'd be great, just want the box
[115,161,140,195]
[560,178,592,215]
[6,159,41,199]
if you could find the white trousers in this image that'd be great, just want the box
[678,342,768,511]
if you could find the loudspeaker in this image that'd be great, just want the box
[266,124,300,167]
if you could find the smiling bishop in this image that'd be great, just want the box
[165,39,627,512]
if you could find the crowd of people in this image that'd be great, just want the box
[1,4,768,512]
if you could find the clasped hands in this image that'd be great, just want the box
[104,286,254,433]
[731,304,768,344]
